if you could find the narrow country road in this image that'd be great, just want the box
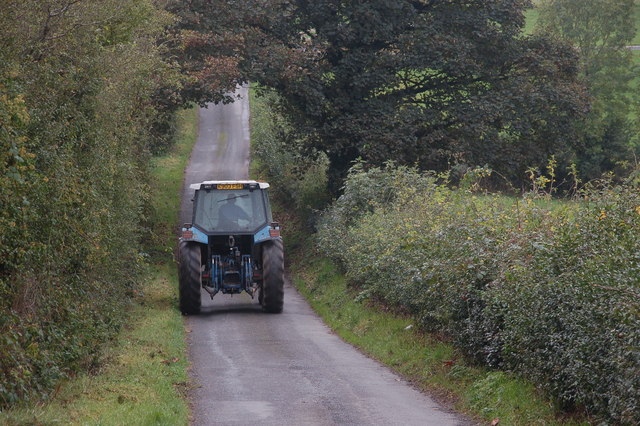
[179,87,468,425]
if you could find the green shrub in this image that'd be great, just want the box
[316,161,440,260]
[250,88,331,227]
[317,164,640,423]
[0,0,179,408]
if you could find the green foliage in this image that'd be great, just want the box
[0,107,197,424]
[317,163,640,423]
[163,0,246,106]
[0,0,181,408]
[634,2,640,45]
[538,0,635,62]
[287,0,588,186]
[317,162,440,259]
[250,87,331,228]
[169,0,589,190]
[537,0,640,179]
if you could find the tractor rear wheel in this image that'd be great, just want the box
[261,238,284,313]
[179,241,202,315]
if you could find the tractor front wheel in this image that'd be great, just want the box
[178,241,202,315]
[261,239,284,313]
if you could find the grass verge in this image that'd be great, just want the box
[0,107,199,425]
[288,239,587,425]
[249,78,589,425]
[148,107,200,252]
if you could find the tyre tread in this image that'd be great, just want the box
[262,238,284,313]
[179,241,202,315]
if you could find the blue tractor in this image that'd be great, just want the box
[178,180,284,314]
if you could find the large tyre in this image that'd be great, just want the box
[178,241,202,315]
[261,238,284,313]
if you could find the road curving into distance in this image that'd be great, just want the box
[179,86,469,425]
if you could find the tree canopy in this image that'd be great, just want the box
[172,0,589,187]
[537,0,639,180]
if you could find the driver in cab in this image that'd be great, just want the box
[218,193,250,228]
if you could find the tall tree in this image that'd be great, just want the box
[537,0,639,179]
[171,0,589,187]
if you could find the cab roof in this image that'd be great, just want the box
[189,180,270,190]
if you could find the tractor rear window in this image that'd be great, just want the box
[193,189,268,233]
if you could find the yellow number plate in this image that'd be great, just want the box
[217,184,243,190]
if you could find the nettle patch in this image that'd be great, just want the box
[317,164,640,424]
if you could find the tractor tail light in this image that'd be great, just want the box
[182,230,193,239]
[269,223,280,237]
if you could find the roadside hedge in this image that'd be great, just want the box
[317,164,640,424]
[250,88,331,227]
[0,0,180,407]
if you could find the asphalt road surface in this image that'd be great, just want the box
[180,87,468,425]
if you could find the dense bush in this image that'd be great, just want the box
[250,88,331,227]
[0,0,180,407]
[317,164,640,423]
